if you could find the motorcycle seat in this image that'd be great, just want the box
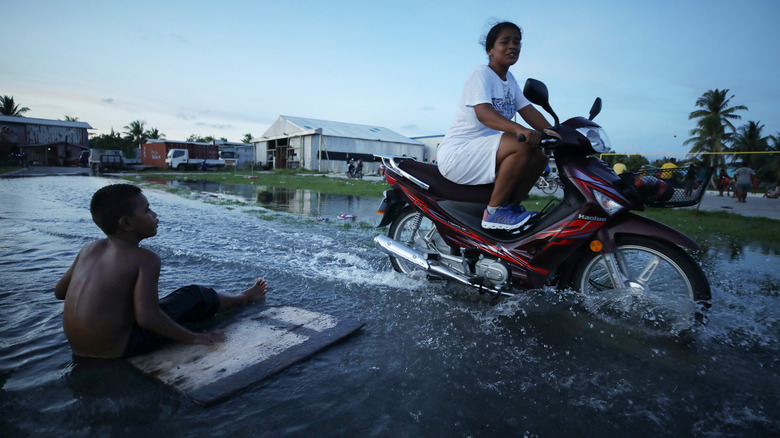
[398,160,493,204]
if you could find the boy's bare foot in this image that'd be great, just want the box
[216,278,268,313]
[241,277,268,302]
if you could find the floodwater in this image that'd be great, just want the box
[1,176,778,437]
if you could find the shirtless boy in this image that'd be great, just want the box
[55,183,268,359]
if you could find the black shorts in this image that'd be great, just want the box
[121,285,220,358]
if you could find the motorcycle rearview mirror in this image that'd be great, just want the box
[589,97,602,121]
[523,78,559,127]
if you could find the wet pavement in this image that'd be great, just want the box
[684,190,780,220]
[4,166,779,220]
[1,166,90,177]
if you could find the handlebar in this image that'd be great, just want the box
[517,131,560,148]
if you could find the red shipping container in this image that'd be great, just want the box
[141,141,220,168]
[141,142,168,168]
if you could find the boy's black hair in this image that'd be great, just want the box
[90,184,142,235]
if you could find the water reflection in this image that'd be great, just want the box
[159,178,382,225]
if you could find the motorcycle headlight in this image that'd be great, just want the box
[593,190,624,216]
[576,126,612,153]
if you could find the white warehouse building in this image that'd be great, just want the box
[254,115,424,174]
[410,134,445,164]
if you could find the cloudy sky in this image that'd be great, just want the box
[3,0,778,157]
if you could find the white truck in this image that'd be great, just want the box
[166,146,225,171]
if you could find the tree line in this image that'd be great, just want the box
[603,89,779,184]
[0,95,253,159]
[3,91,778,182]
[86,121,255,159]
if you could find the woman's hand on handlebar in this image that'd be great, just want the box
[516,128,541,147]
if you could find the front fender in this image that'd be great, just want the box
[600,212,700,251]
[555,212,700,289]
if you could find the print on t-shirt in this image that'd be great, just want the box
[492,91,515,119]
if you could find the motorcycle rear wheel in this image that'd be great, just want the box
[387,206,448,274]
[570,235,711,335]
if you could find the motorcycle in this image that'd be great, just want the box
[373,79,712,335]
[347,160,364,179]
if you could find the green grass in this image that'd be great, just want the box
[128,169,388,197]
[638,207,780,250]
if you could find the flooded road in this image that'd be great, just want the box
[1,176,778,437]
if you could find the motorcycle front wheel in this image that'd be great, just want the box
[570,235,711,335]
[387,206,448,274]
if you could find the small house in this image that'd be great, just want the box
[0,115,92,166]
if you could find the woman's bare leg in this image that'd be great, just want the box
[489,133,545,207]
[509,149,548,204]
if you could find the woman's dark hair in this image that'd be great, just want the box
[90,184,142,234]
[482,21,522,53]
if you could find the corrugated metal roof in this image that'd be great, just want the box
[264,115,422,145]
[0,115,93,130]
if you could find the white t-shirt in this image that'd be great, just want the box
[734,166,754,186]
[437,65,531,185]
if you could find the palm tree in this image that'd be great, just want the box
[756,132,780,182]
[62,115,79,121]
[0,95,30,116]
[242,133,254,143]
[685,89,747,167]
[122,120,148,149]
[144,127,166,140]
[730,121,769,168]
[685,116,732,167]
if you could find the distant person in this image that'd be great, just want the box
[683,165,697,197]
[660,158,677,180]
[437,21,551,230]
[55,184,268,359]
[716,168,728,197]
[612,157,627,175]
[733,162,755,203]
[764,181,780,199]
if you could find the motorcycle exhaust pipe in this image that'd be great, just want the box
[374,234,512,297]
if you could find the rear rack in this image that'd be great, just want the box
[374,154,430,190]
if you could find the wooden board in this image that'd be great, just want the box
[128,306,364,406]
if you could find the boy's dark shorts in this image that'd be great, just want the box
[121,285,220,358]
